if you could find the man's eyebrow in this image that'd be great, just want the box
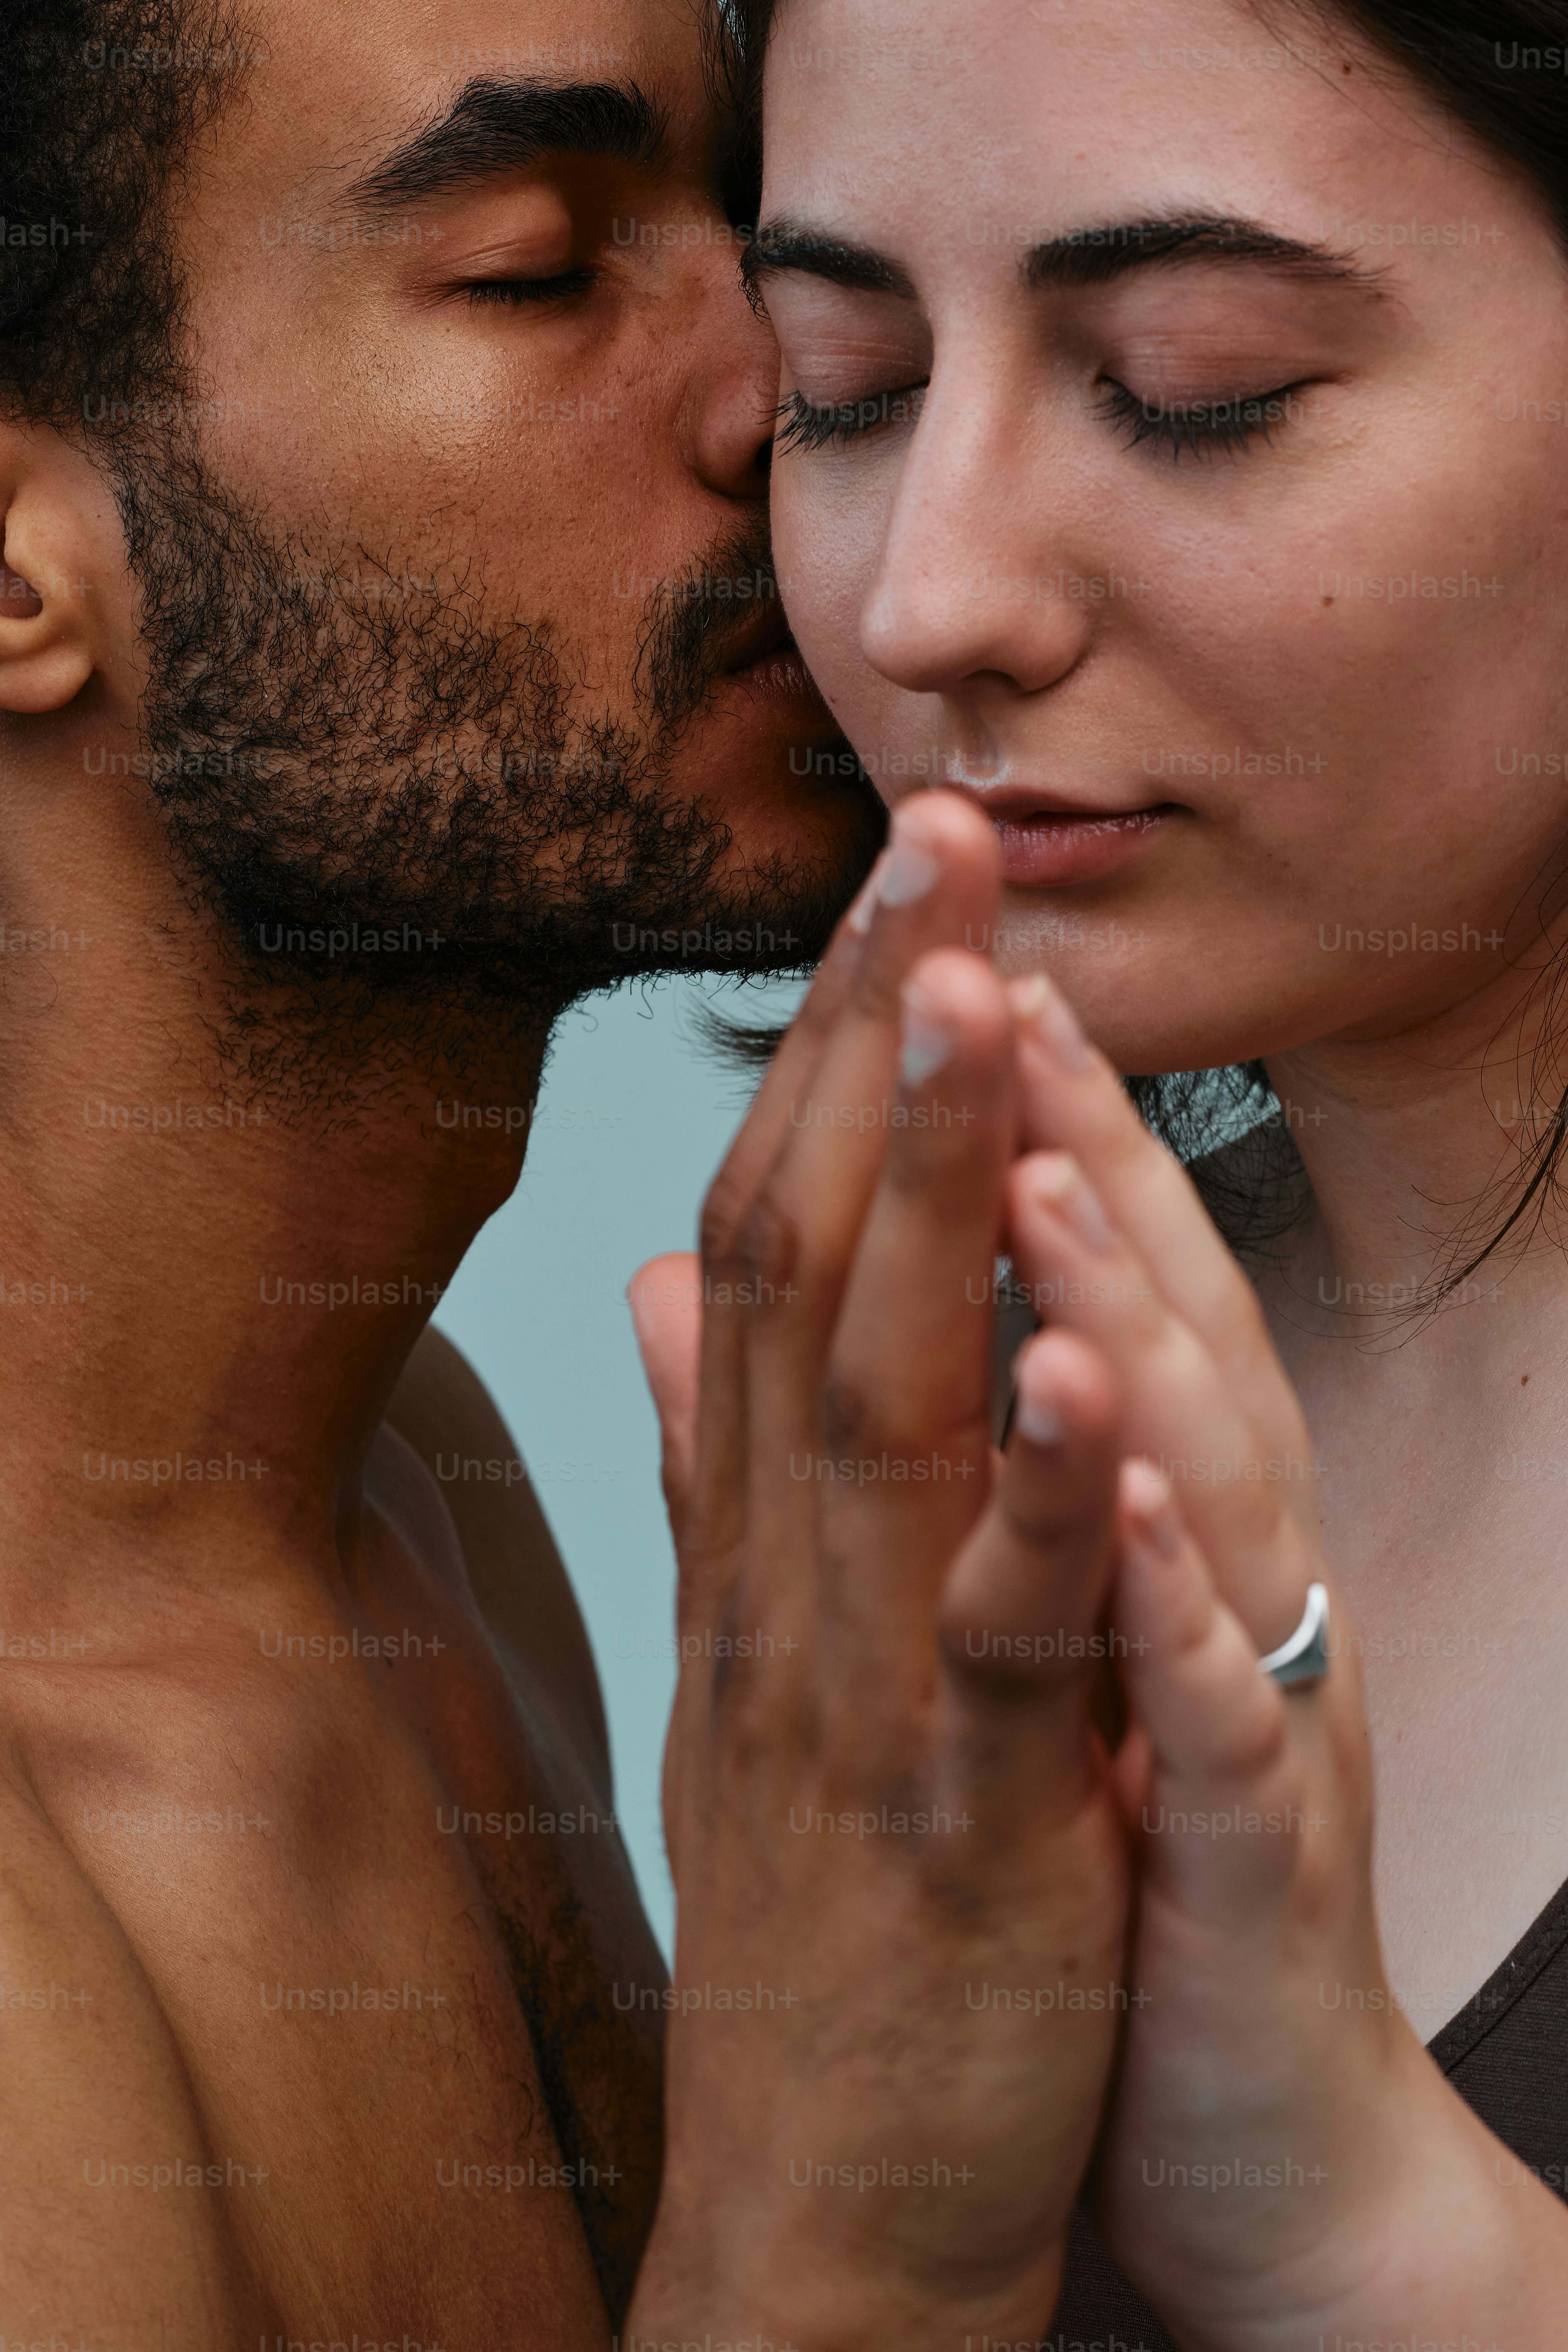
[342,77,669,218]
[1023,214,1379,290]
[742,222,916,301]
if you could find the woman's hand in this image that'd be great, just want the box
[1007,970,1568,2352]
[625,796,1132,2352]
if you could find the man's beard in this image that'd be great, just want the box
[111,439,878,1082]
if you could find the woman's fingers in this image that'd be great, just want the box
[1107,1463,1363,1961]
[1009,974,1311,1500]
[1113,1463,1297,1896]
[1006,1147,1312,1652]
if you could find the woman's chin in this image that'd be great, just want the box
[1003,953,1313,1079]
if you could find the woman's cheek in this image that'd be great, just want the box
[775,465,904,751]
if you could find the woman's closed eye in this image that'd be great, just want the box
[1095,374,1317,461]
[773,371,1317,462]
[774,382,929,454]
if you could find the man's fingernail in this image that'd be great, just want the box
[1014,1389,1065,1445]
[847,858,886,933]
[899,986,953,1087]
[878,843,940,909]
[1031,1152,1113,1251]
[878,807,941,908]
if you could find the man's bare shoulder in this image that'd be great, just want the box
[0,1769,262,2328]
[383,1326,610,1782]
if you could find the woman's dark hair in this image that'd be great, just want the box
[721,0,1568,1294]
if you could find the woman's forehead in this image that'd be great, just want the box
[759,0,1496,254]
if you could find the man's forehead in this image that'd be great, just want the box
[233,0,717,197]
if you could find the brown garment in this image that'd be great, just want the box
[1049,1873,1568,2349]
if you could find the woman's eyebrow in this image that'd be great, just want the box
[742,222,916,300]
[1024,214,1383,289]
[744,211,1384,300]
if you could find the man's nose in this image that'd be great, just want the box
[685,294,779,502]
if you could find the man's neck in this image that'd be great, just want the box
[0,782,551,1617]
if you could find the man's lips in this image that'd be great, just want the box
[949,782,1180,887]
[721,605,819,704]
[721,599,792,674]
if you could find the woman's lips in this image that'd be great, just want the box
[989,806,1174,887]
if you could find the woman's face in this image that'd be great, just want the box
[760,0,1568,1073]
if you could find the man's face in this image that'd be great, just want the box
[116,0,879,1018]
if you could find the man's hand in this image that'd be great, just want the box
[627,794,1131,2352]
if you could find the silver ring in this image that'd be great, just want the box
[1258,1582,1329,1688]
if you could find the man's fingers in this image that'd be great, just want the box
[628,1251,703,1540]
[682,791,1001,1641]
[685,884,878,1572]
[933,1329,1123,1826]
[815,947,1018,1667]
[742,791,1002,1355]
[727,798,1001,1630]
[700,866,878,1261]
[943,1328,1121,1667]
[699,787,983,1293]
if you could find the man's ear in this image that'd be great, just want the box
[0,425,123,716]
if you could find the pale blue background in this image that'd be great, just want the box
[433,973,802,1959]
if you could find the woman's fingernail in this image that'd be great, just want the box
[1135,1496,1182,1557]
[899,986,953,1087]
[1124,1459,1180,1554]
[1025,975,1092,1071]
[1032,1152,1113,1251]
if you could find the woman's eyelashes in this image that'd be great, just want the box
[774,382,928,454]
[773,370,1316,460]
[1094,376,1313,461]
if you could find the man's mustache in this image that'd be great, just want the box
[633,521,789,732]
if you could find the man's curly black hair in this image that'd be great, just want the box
[0,2,253,431]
